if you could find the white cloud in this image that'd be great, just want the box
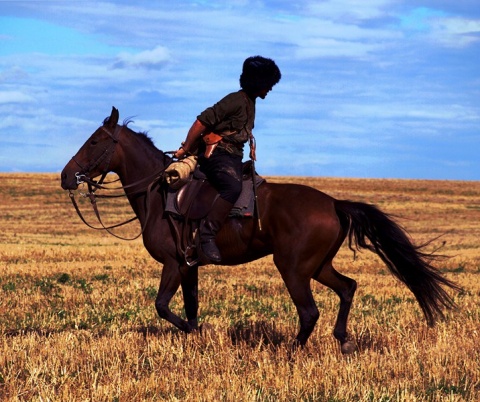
[306,0,393,21]
[295,37,385,59]
[268,9,401,61]
[398,7,480,48]
[112,46,171,70]
[0,91,36,104]
[331,102,480,121]
[430,17,480,47]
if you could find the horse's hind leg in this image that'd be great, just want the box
[314,261,357,354]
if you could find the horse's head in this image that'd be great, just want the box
[61,107,121,190]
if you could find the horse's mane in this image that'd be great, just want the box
[103,115,156,149]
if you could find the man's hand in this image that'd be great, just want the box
[174,147,187,159]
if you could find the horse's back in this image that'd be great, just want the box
[260,181,337,216]
[259,182,342,244]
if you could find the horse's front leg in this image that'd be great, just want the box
[155,260,194,333]
[180,264,199,330]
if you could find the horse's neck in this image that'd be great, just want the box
[116,132,168,222]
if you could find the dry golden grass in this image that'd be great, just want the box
[0,173,479,401]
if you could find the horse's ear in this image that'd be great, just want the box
[106,107,119,128]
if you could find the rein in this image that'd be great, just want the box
[68,170,165,241]
[68,123,172,241]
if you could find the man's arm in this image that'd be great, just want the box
[174,119,207,159]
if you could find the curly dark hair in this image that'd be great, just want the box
[239,56,281,94]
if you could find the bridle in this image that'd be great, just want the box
[72,125,120,187]
[68,124,170,240]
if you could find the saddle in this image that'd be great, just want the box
[164,161,264,266]
[165,160,264,220]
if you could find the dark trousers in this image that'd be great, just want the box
[198,150,242,204]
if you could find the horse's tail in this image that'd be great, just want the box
[335,200,462,326]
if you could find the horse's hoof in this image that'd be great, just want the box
[340,340,357,355]
[199,323,214,334]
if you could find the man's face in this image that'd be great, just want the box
[256,87,271,99]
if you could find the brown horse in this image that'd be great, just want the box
[61,107,460,353]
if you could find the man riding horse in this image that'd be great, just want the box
[174,56,282,263]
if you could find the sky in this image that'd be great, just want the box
[0,1,479,180]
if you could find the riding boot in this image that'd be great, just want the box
[199,196,234,263]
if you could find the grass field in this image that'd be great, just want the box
[0,173,479,401]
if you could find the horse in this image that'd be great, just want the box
[61,107,460,353]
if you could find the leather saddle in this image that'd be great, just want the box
[165,160,262,221]
[174,170,218,220]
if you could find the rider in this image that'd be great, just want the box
[174,56,281,263]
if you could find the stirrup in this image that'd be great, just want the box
[184,244,199,267]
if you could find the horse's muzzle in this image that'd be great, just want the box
[60,169,79,190]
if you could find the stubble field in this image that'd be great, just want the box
[0,173,479,401]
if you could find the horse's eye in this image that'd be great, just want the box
[90,140,98,145]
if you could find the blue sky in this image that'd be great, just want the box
[1,1,479,179]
